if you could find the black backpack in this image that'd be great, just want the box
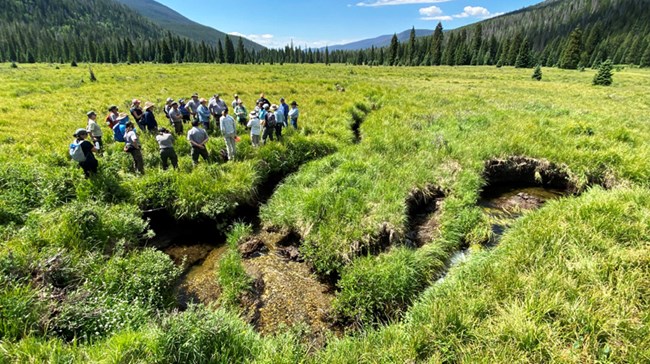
[265,113,277,128]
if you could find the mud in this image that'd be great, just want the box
[405,185,445,247]
[483,156,574,191]
[241,230,338,343]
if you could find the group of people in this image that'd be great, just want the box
[69,92,301,177]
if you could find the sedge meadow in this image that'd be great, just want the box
[1,63,649,363]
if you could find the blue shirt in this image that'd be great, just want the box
[197,104,211,123]
[220,115,236,135]
[280,103,289,120]
[143,111,157,129]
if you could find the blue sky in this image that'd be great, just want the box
[155,0,541,48]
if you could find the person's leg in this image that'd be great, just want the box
[224,136,235,161]
[275,125,282,140]
[200,147,209,162]
[95,136,103,150]
[160,149,169,170]
[132,149,145,174]
[174,122,183,135]
[170,149,179,169]
[291,119,298,129]
[252,134,260,147]
[191,146,199,165]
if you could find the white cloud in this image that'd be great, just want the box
[453,6,496,19]
[418,5,443,16]
[357,0,450,7]
[421,15,453,21]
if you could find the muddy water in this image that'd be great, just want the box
[242,231,337,341]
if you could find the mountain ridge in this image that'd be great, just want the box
[326,29,433,51]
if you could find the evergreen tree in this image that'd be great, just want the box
[161,40,172,63]
[325,46,329,65]
[408,27,417,66]
[235,37,245,64]
[506,33,523,66]
[216,40,224,63]
[471,24,482,61]
[641,43,650,68]
[515,38,532,68]
[431,22,444,66]
[560,27,583,69]
[389,34,399,66]
[532,65,542,80]
[593,59,613,86]
[224,35,235,63]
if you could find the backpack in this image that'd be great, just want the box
[265,113,277,128]
[69,140,86,162]
[113,122,127,142]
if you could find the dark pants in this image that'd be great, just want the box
[160,148,178,170]
[191,146,209,164]
[173,121,183,135]
[290,118,298,129]
[274,124,283,140]
[262,127,274,143]
[93,136,103,150]
[79,160,98,178]
[128,148,145,174]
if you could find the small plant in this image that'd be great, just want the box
[593,59,613,86]
[496,60,503,68]
[70,60,78,67]
[10,61,17,69]
[532,65,542,81]
[89,67,97,82]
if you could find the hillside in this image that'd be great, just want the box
[328,28,433,51]
[114,0,264,51]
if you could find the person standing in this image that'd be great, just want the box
[257,93,270,107]
[247,111,261,147]
[187,120,210,165]
[262,105,276,144]
[130,99,145,130]
[124,122,144,174]
[288,101,300,129]
[70,128,98,178]
[106,105,120,129]
[86,111,103,150]
[231,94,240,109]
[179,99,191,124]
[197,98,211,131]
[168,101,184,135]
[156,127,178,170]
[142,101,158,133]
[271,104,284,140]
[185,93,201,122]
[279,98,289,127]
[219,109,237,161]
[163,97,174,119]
[234,99,248,127]
[209,94,227,121]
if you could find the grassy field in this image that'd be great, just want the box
[0,63,649,363]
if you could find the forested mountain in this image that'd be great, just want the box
[328,29,433,51]
[0,0,259,63]
[114,0,264,51]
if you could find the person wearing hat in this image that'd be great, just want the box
[156,127,178,170]
[168,101,184,135]
[112,112,130,142]
[106,105,119,129]
[246,111,262,147]
[261,104,276,144]
[142,101,158,133]
[279,98,289,126]
[179,99,191,123]
[231,94,240,109]
[288,101,300,129]
[197,98,211,130]
[219,109,238,161]
[124,121,144,174]
[271,104,284,140]
[257,93,270,108]
[185,93,201,122]
[130,99,145,130]
[86,111,103,150]
[234,99,248,127]
[187,120,210,165]
[209,94,227,121]
[163,97,174,119]
[71,128,98,178]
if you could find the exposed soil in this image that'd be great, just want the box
[405,184,446,247]
[483,156,574,191]
[241,230,338,344]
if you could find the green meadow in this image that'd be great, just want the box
[1,63,649,363]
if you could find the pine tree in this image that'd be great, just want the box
[641,43,650,68]
[389,34,399,66]
[216,40,224,63]
[161,40,172,63]
[560,27,583,69]
[431,22,444,66]
[224,35,235,63]
[532,65,542,80]
[235,37,245,64]
[408,27,417,66]
[10,61,17,69]
[593,59,613,86]
[507,33,523,66]
[515,38,532,68]
[324,46,329,65]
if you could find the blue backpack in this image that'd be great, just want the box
[113,117,129,142]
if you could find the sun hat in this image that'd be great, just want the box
[108,105,118,112]
[263,104,270,109]
[291,101,298,106]
[280,97,285,101]
[192,93,199,98]
[116,112,129,121]
[166,97,173,103]
[234,94,239,97]
[249,111,258,117]
[270,104,278,111]
[87,111,96,117]
[73,128,88,137]
[171,101,178,106]
[144,101,155,110]
[132,99,141,105]
[179,98,185,103]
[199,98,207,103]
[237,99,243,104]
